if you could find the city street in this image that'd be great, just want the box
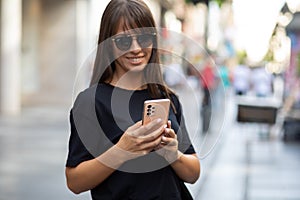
[0,0,299,199]
[0,87,300,200]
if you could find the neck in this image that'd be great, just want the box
[110,71,146,90]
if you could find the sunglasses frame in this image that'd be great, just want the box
[111,32,157,51]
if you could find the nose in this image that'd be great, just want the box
[129,37,142,52]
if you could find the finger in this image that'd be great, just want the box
[167,120,171,128]
[145,118,164,129]
[141,134,163,151]
[127,120,143,131]
[164,128,176,138]
[141,124,165,142]
[154,143,165,150]
[136,118,164,136]
[161,136,177,146]
[131,120,143,130]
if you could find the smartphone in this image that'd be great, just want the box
[142,99,170,125]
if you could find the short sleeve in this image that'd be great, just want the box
[66,110,94,167]
[66,86,111,167]
[171,94,195,155]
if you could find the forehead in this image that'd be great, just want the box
[115,18,139,35]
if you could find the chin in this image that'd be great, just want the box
[129,64,147,72]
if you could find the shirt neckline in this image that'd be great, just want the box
[101,82,148,92]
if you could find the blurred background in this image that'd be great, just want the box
[0,0,300,199]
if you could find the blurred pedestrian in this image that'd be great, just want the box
[233,64,251,95]
[164,63,185,88]
[251,67,273,97]
[218,64,231,90]
[65,0,200,199]
[199,60,217,133]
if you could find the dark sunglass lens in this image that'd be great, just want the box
[137,34,154,48]
[115,36,132,51]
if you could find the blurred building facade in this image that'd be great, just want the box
[1,0,300,116]
[0,0,203,115]
[0,0,167,115]
[1,0,79,115]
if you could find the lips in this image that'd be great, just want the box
[127,56,144,65]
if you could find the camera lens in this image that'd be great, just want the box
[147,105,152,109]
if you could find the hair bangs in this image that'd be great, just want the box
[114,1,155,35]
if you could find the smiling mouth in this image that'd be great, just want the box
[128,56,143,64]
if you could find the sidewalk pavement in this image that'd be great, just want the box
[0,90,299,200]
[193,122,300,200]
[0,106,90,200]
[186,89,300,200]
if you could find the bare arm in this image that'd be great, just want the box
[66,119,165,194]
[170,152,200,183]
[156,121,200,183]
[65,146,127,194]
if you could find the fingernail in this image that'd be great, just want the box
[156,118,162,123]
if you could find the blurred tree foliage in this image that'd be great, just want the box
[237,50,247,64]
[263,48,274,62]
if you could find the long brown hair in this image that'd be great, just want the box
[90,0,175,110]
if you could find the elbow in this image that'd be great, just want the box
[187,171,200,184]
[185,170,200,184]
[65,168,85,195]
[66,178,82,195]
[185,161,201,184]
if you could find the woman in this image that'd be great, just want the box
[65,0,200,199]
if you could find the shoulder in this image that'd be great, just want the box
[72,86,97,111]
[72,83,111,116]
[73,83,112,106]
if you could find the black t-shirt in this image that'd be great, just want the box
[66,83,195,200]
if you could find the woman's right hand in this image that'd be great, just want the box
[115,118,165,159]
[66,119,166,194]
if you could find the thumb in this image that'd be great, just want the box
[167,120,171,128]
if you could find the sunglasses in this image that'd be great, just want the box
[112,33,157,51]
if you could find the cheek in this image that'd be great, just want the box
[113,46,123,59]
[144,45,152,55]
[114,55,126,66]
[146,49,153,61]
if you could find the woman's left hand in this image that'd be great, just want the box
[155,121,200,184]
[155,120,180,163]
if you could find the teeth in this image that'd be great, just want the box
[131,57,141,63]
